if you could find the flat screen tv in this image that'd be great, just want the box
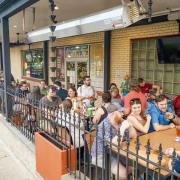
[156,36,180,64]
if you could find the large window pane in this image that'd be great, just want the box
[154,71,163,81]
[146,60,154,70]
[22,49,44,79]
[164,71,173,82]
[147,40,156,50]
[147,50,154,61]
[174,71,180,82]
[131,39,180,94]
[139,40,146,50]
[146,70,153,81]
[174,84,180,94]
[163,83,172,93]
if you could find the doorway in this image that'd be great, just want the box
[66,60,88,89]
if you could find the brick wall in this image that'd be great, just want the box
[110,20,179,86]
[48,32,104,85]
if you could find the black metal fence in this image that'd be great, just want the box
[0,85,180,180]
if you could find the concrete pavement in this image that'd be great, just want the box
[0,114,43,180]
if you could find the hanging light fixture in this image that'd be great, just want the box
[48,0,58,82]
[147,0,153,22]
[16,33,20,44]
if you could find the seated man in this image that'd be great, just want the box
[39,85,62,133]
[138,78,160,96]
[13,81,29,113]
[149,95,180,132]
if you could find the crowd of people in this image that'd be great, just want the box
[1,72,180,179]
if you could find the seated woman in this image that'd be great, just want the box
[26,86,42,129]
[57,99,84,148]
[110,87,124,110]
[27,86,42,107]
[92,91,119,124]
[109,83,121,98]
[66,86,82,113]
[127,98,151,137]
[91,111,136,179]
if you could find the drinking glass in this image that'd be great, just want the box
[175,125,180,142]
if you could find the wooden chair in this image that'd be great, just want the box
[56,126,73,147]
[84,129,96,154]
[84,129,104,180]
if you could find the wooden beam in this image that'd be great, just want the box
[0,0,39,18]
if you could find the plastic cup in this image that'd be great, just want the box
[175,125,180,142]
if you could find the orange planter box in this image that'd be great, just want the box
[35,132,76,180]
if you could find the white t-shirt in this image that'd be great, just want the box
[57,111,84,148]
[77,85,95,107]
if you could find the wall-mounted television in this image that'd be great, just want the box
[157,36,180,64]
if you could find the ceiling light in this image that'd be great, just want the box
[28,28,50,37]
[13,25,17,28]
[54,6,59,10]
[80,8,123,25]
[56,20,80,31]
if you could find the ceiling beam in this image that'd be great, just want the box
[0,0,39,18]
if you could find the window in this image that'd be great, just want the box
[131,39,180,95]
[90,43,104,90]
[21,49,44,79]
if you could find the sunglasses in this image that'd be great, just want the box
[130,98,141,105]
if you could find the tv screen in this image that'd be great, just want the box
[157,36,180,64]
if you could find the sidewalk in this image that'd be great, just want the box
[0,114,43,180]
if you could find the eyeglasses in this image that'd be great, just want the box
[130,98,141,105]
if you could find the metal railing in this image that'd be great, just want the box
[0,85,180,180]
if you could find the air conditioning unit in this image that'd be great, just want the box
[168,11,180,21]
[112,0,146,29]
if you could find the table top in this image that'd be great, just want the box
[138,128,180,152]
[112,128,180,177]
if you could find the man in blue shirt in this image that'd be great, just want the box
[149,95,180,132]
[54,80,68,101]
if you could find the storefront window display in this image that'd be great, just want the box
[65,45,89,89]
[65,45,89,59]
[21,49,44,79]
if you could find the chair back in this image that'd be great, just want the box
[84,129,96,154]
[57,126,73,147]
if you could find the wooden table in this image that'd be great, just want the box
[138,128,180,152]
[111,128,180,179]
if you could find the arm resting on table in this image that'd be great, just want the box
[153,123,175,131]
